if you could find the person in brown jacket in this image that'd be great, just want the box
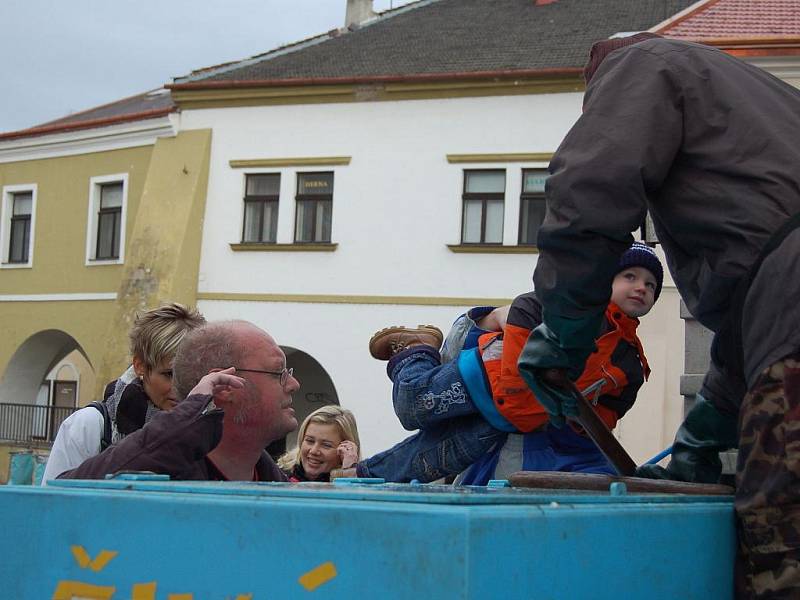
[516,33,800,599]
[60,321,299,482]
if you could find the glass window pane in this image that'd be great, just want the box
[298,172,333,196]
[100,183,123,209]
[520,198,546,245]
[246,174,280,196]
[465,171,505,194]
[12,193,32,216]
[462,199,483,243]
[243,202,262,242]
[113,211,121,256]
[10,219,29,262]
[485,199,504,243]
[96,212,117,258]
[262,201,278,242]
[316,200,332,242]
[522,170,548,193]
[295,200,312,242]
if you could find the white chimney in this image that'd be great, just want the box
[345,0,376,29]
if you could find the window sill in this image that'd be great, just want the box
[230,242,338,252]
[447,244,539,254]
[85,258,124,266]
[0,261,33,269]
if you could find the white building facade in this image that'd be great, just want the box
[178,90,684,461]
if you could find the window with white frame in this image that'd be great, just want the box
[86,174,127,264]
[519,169,548,246]
[295,172,333,243]
[461,170,504,244]
[96,183,123,259]
[1,185,37,267]
[242,174,280,243]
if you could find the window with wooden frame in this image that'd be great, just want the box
[95,182,123,260]
[461,170,505,244]
[8,191,33,263]
[242,174,280,243]
[519,169,548,246]
[295,172,333,243]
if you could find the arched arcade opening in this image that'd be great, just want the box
[0,330,95,443]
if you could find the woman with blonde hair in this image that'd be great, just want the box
[42,302,205,482]
[279,405,361,482]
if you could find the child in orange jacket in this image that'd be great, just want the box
[356,242,662,483]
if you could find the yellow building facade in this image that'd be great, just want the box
[0,115,211,481]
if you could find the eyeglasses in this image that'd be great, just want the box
[234,366,294,387]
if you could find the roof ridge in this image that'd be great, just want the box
[174,0,440,84]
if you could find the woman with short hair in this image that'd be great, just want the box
[41,302,205,483]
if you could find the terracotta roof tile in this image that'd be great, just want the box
[660,0,800,40]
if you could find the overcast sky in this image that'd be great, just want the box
[0,0,414,133]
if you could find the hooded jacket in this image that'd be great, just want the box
[534,38,800,413]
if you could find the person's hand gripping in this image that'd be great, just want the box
[518,322,588,427]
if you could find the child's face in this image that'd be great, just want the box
[610,266,657,318]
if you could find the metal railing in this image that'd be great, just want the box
[0,403,77,445]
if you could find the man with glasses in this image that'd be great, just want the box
[59,320,300,482]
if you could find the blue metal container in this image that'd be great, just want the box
[0,479,734,599]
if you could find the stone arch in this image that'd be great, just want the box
[53,363,80,382]
[0,330,91,406]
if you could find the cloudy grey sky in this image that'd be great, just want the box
[0,0,413,133]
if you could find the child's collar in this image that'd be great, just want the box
[606,302,641,337]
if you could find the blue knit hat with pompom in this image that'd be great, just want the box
[617,242,664,300]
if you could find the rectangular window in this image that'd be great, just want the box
[86,174,128,265]
[9,192,32,263]
[295,172,333,243]
[242,174,280,243]
[1,184,36,268]
[519,169,548,246]
[95,183,123,260]
[461,170,504,244]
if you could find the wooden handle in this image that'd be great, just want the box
[558,376,638,476]
[509,471,734,496]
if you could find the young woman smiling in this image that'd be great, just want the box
[278,405,361,482]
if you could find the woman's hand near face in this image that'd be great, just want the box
[337,440,359,469]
